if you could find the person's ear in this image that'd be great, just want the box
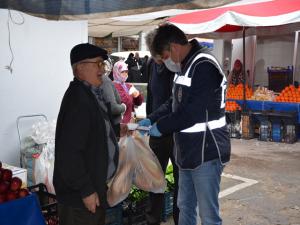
[170,43,178,52]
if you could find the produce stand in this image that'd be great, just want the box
[226,100,300,142]
[234,100,300,123]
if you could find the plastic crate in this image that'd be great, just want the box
[259,120,270,141]
[226,110,241,124]
[123,198,148,225]
[105,204,123,225]
[161,191,174,222]
[241,112,254,139]
[27,183,58,225]
[283,124,298,143]
[271,123,283,142]
[282,111,298,144]
[226,111,242,138]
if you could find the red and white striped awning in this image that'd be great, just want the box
[168,0,300,37]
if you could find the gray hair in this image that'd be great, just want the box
[72,63,78,76]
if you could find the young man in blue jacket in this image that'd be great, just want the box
[140,24,231,225]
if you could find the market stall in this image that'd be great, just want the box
[168,0,300,142]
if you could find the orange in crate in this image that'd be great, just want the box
[225,101,241,112]
[226,84,253,100]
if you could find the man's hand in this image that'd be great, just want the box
[82,192,100,213]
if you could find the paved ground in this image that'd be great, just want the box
[162,139,300,225]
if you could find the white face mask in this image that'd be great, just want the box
[163,46,181,73]
[163,57,181,73]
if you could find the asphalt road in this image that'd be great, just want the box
[162,139,300,225]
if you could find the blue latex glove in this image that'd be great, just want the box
[138,118,151,127]
[137,118,151,136]
[149,123,162,137]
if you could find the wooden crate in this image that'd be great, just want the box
[241,112,254,139]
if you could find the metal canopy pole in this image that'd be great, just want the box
[242,27,246,112]
[292,30,299,83]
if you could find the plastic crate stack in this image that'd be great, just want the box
[27,183,58,225]
[240,111,298,143]
[226,110,242,138]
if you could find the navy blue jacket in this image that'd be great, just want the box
[148,40,231,169]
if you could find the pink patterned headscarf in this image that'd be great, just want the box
[113,60,128,83]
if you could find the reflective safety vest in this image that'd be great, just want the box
[172,52,231,169]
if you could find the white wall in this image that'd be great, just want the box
[254,34,295,86]
[232,36,256,87]
[211,39,224,66]
[0,9,88,166]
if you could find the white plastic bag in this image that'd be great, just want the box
[33,142,55,194]
[31,120,56,193]
[132,134,166,193]
[107,133,166,207]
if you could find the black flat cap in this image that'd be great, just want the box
[70,43,108,65]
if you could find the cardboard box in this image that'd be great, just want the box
[2,163,27,188]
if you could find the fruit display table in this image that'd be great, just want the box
[0,193,46,225]
[233,100,300,123]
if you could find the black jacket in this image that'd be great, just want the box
[146,58,174,116]
[53,78,116,208]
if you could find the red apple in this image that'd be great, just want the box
[10,177,22,191]
[18,188,29,198]
[2,169,12,182]
[0,181,9,194]
[0,194,6,203]
[6,190,18,201]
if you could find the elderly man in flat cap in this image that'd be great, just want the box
[54,43,122,225]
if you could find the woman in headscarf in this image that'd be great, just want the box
[113,60,144,124]
[227,59,248,86]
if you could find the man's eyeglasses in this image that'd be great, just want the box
[79,61,105,69]
[79,59,112,76]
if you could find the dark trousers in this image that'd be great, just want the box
[58,203,105,225]
[146,135,179,225]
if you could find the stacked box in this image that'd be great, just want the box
[241,112,254,139]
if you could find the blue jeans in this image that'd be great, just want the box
[177,159,224,225]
